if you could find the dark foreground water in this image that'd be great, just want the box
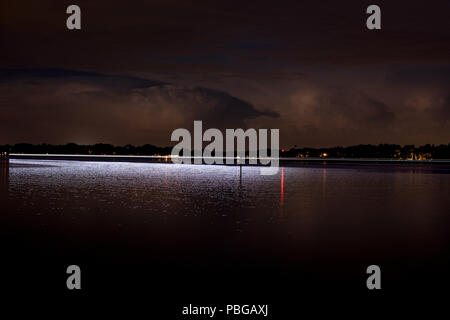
[1,159,449,315]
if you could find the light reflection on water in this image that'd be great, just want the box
[3,159,450,263]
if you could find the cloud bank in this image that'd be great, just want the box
[0,69,279,145]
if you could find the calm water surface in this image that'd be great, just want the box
[1,159,449,298]
[4,160,449,258]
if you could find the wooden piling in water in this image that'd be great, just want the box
[0,152,9,200]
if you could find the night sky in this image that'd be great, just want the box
[1,0,449,147]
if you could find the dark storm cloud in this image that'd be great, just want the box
[0,68,163,90]
[1,0,449,146]
[0,69,278,145]
[314,91,396,127]
[382,66,450,126]
[132,85,279,127]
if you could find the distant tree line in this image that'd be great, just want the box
[281,143,450,160]
[1,143,450,159]
[0,143,172,156]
